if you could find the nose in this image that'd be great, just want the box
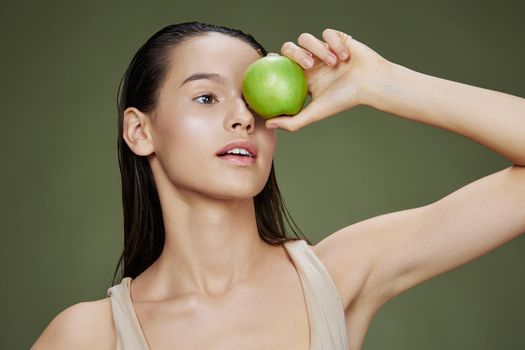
[226,97,256,133]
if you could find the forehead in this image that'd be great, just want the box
[166,32,262,87]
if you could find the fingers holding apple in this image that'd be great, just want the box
[320,29,352,61]
[241,38,352,133]
[280,29,351,69]
[280,42,318,70]
[242,29,391,132]
[282,37,334,69]
[297,31,350,67]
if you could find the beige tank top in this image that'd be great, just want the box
[107,239,349,350]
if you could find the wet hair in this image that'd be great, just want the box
[113,21,310,283]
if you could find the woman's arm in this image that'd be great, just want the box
[364,61,525,166]
[270,31,525,166]
[337,61,525,311]
[271,29,525,320]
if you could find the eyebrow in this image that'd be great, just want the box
[179,72,227,87]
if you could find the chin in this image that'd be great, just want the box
[214,186,263,201]
[204,179,266,201]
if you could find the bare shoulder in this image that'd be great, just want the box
[32,297,116,350]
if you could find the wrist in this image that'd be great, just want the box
[358,59,401,110]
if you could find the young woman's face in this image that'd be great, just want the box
[149,33,276,200]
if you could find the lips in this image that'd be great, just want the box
[215,139,258,158]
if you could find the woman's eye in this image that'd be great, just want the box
[194,93,217,105]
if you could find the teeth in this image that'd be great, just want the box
[225,147,253,157]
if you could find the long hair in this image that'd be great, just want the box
[113,21,310,284]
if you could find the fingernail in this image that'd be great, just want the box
[302,57,314,68]
[339,51,348,60]
[267,123,278,129]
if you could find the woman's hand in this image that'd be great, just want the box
[266,28,391,132]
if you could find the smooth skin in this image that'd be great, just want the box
[33,29,525,350]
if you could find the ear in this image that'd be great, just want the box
[122,107,155,156]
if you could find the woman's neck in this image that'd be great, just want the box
[132,187,274,299]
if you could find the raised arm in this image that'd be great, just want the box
[365,62,525,166]
[270,29,525,330]
[335,55,525,306]
[268,31,525,167]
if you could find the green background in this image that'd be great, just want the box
[1,0,524,348]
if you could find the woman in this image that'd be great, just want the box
[33,21,525,350]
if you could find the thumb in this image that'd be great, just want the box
[265,100,329,132]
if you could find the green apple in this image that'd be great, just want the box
[242,53,308,119]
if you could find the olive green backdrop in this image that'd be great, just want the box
[1,0,524,348]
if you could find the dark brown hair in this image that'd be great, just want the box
[113,21,310,284]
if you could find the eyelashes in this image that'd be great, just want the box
[194,93,218,105]
[193,92,252,110]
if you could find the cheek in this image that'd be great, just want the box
[153,112,218,181]
[156,112,214,154]
[180,114,210,137]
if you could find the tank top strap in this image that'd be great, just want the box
[283,239,349,350]
[107,277,150,350]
